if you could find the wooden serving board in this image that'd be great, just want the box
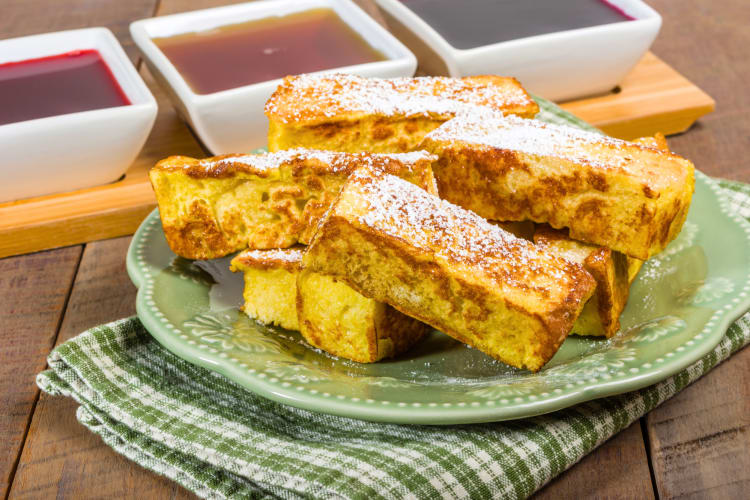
[560,52,715,140]
[0,51,714,259]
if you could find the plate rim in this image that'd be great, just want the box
[127,170,750,425]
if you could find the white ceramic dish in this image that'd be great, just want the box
[0,28,157,203]
[375,0,661,101]
[131,0,418,154]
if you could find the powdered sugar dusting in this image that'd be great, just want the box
[240,247,303,262]
[191,148,434,175]
[234,247,303,270]
[349,169,575,288]
[427,114,662,173]
[265,74,537,124]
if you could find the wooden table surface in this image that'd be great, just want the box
[2,1,748,498]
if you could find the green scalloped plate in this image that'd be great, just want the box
[127,101,750,425]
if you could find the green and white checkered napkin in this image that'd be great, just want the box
[38,179,750,499]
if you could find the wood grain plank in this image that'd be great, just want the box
[644,346,750,499]
[9,237,196,500]
[7,3,381,496]
[6,1,748,499]
[0,246,83,497]
[0,0,158,63]
[647,0,750,182]
[7,2,215,496]
[533,421,655,500]
[637,1,750,493]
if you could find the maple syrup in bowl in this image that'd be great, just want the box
[130,0,416,153]
[153,8,387,95]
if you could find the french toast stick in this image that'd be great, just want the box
[533,225,632,337]
[265,74,538,153]
[422,115,695,259]
[230,248,427,363]
[302,166,596,371]
[230,247,304,331]
[150,149,437,260]
[622,133,668,283]
[296,269,428,363]
[524,134,668,336]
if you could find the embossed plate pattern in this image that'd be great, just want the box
[127,111,750,425]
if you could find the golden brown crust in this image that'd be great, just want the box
[302,167,596,371]
[160,199,236,260]
[584,248,625,334]
[265,74,539,153]
[149,149,438,260]
[533,224,634,338]
[153,150,438,181]
[265,74,539,125]
[423,116,695,259]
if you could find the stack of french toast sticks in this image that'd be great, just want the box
[150,74,695,372]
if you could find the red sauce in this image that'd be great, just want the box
[153,8,386,95]
[0,49,130,126]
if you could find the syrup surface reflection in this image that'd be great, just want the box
[154,8,386,94]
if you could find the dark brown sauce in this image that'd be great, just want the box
[153,8,387,95]
[0,49,130,126]
[400,0,634,50]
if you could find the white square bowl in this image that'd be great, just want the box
[130,0,418,154]
[0,28,157,203]
[375,0,662,101]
